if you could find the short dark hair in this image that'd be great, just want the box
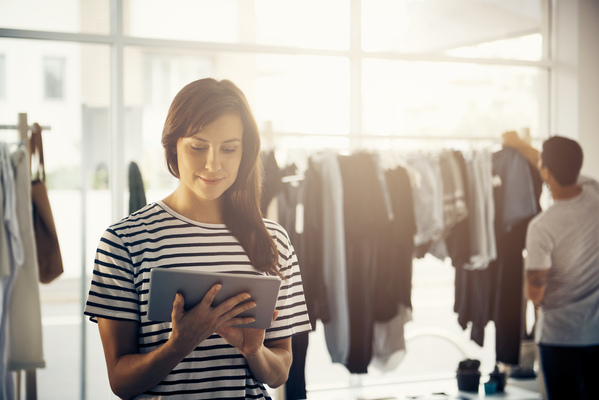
[541,136,583,186]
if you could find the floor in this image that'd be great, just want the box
[304,378,542,400]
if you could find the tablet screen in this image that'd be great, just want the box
[147,268,282,329]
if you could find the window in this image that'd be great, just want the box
[0,54,5,99]
[362,61,544,139]
[362,0,544,61]
[0,0,110,34]
[124,0,350,50]
[0,1,550,399]
[43,56,66,100]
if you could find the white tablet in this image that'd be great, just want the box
[146,268,282,329]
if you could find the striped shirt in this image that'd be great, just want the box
[84,201,311,399]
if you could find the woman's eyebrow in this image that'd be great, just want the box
[189,137,241,143]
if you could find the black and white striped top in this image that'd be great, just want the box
[84,201,311,399]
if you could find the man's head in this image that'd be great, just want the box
[540,136,583,186]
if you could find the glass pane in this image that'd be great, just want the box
[124,0,349,50]
[362,0,544,61]
[0,0,110,35]
[122,46,350,206]
[362,60,545,144]
[43,57,66,99]
[0,38,112,399]
[0,54,6,99]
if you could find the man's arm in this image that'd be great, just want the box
[525,269,548,308]
[502,131,541,171]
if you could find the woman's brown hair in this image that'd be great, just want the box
[162,78,279,276]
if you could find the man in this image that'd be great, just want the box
[503,132,599,399]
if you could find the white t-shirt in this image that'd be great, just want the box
[525,176,599,346]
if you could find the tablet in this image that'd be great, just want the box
[146,268,282,329]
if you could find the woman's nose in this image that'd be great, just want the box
[205,148,221,172]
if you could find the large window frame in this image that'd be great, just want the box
[0,1,553,398]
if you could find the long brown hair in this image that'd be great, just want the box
[162,78,279,275]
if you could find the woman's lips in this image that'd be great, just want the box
[200,177,224,186]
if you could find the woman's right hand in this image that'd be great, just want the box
[168,284,257,356]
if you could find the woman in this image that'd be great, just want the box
[84,78,311,399]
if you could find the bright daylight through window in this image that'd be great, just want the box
[0,1,547,399]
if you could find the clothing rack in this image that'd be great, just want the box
[263,131,506,142]
[0,113,51,148]
[1,113,46,400]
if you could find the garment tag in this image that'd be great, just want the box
[295,203,304,234]
[492,174,502,188]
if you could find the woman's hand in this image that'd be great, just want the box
[216,310,279,356]
[168,284,257,357]
[96,285,258,399]
[216,311,292,388]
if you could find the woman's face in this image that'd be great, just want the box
[175,112,243,203]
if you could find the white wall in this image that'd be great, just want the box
[552,0,599,180]
[577,0,599,180]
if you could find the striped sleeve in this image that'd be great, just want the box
[264,220,312,340]
[84,227,140,323]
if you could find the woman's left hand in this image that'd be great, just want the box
[216,310,279,356]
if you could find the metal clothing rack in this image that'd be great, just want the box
[0,112,49,400]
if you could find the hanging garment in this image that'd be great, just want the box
[337,152,390,374]
[370,304,413,372]
[8,146,45,370]
[408,155,444,254]
[275,166,310,400]
[370,164,416,371]
[492,148,539,233]
[0,143,20,400]
[453,150,497,346]
[439,150,468,231]
[0,158,9,278]
[128,161,147,214]
[464,151,496,270]
[445,150,472,269]
[428,151,470,261]
[374,165,417,320]
[286,331,309,400]
[454,149,542,354]
[317,152,350,365]
[299,159,330,326]
[0,144,23,270]
[260,150,285,216]
[276,158,330,400]
[492,150,542,365]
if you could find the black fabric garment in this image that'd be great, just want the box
[128,161,147,214]
[446,150,472,268]
[260,150,284,216]
[269,156,327,399]
[337,152,390,373]
[451,151,496,347]
[286,331,309,400]
[296,159,330,327]
[492,156,542,365]
[448,150,487,343]
[455,265,496,347]
[453,151,542,354]
[373,166,417,321]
